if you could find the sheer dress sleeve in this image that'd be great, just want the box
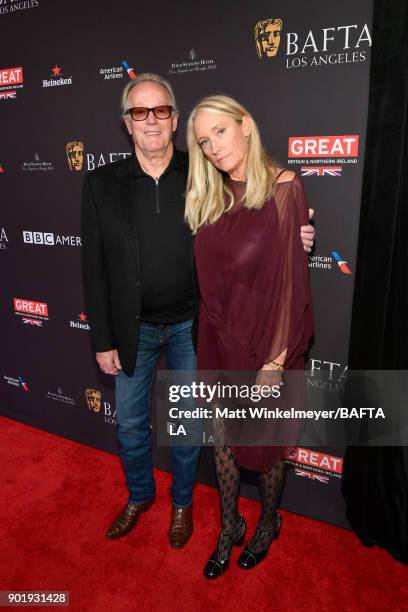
[252,174,313,369]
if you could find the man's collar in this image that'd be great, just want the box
[131,146,188,178]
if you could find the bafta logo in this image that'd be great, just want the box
[66,141,84,171]
[254,18,282,59]
[85,388,102,413]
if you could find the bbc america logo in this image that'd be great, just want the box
[23,231,54,245]
[23,231,82,247]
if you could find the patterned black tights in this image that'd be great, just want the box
[248,460,286,554]
[214,448,287,558]
[213,446,241,560]
[214,446,241,530]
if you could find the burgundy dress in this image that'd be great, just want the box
[194,174,313,471]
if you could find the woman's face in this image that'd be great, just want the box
[193,111,251,180]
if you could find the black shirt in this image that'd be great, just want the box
[131,148,195,324]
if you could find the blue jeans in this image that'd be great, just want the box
[115,318,200,506]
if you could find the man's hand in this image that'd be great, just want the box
[96,349,122,375]
[300,208,315,253]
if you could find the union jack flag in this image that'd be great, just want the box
[0,91,16,100]
[294,468,329,484]
[301,166,342,177]
[22,317,42,327]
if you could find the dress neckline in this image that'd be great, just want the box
[225,176,246,188]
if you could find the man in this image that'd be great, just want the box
[81,73,315,549]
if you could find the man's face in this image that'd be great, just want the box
[66,142,84,171]
[256,19,282,58]
[124,82,178,158]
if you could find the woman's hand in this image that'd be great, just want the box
[256,362,283,388]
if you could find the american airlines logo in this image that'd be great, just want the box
[309,252,352,275]
[3,375,30,391]
[23,231,82,247]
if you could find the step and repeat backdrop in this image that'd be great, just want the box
[0,0,372,526]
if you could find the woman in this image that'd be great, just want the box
[185,95,313,579]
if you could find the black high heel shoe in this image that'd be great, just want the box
[203,516,246,580]
[237,510,281,570]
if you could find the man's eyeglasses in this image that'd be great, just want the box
[125,105,173,121]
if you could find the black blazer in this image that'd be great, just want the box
[81,150,198,376]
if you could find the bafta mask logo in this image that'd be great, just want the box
[254,18,282,59]
[85,388,102,413]
[66,141,84,171]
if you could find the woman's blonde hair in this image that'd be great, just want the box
[185,95,279,233]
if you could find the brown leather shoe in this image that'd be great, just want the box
[168,504,193,549]
[105,500,153,540]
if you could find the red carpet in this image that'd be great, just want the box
[1,416,407,612]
